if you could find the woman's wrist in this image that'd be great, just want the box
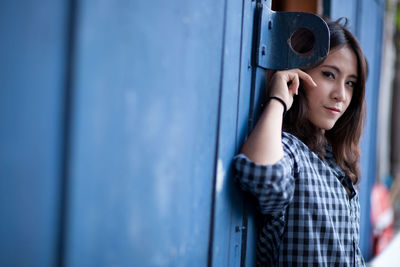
[268,96,287,116]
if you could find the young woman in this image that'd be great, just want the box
[234,19,368,266]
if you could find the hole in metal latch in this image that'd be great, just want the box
[289,27,315,56]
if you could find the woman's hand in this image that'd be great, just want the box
[268,69,317,111]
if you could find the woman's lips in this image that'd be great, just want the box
[325,107,341,114]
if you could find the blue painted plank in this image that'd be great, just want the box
[64,1,225,266]
[329,0,359,33]
[357,0,385,260]
[232,2,260,267]
[0,1,68,266]
[236,0,257,150]
[232,1,261,266]
[236,1,270,266]
[210,0,245,265]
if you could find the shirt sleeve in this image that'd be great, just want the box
[233,137,296,216]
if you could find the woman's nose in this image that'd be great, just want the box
[332,83,346,101]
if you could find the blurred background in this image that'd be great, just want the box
[0,0,399,266]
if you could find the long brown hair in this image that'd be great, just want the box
[283,18,368,184]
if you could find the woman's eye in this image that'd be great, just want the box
[322,71,335,79]
[346,81,356,88]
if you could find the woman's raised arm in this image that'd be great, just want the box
[240,69,316,165]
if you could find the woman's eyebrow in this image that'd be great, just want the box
[321,64,358,79]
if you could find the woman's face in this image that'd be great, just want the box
[303,46,358,131]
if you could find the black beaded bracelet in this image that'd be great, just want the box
[268,96,287,116]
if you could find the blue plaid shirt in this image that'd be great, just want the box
[234,132,365,266]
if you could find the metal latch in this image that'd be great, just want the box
[254,2,330,70]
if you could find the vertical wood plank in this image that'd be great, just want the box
[0,1,69,266]
[64,1,225,266]
[329,0,359,33]
[357,0,385,260]
[210,0,245,265]
[237,2,269,267]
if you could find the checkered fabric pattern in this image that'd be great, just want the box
[234,132,365,266]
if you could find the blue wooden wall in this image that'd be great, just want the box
[0,0,384,266]
[66,0,226,266]
[0,0,253,266]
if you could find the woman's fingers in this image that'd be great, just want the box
[269,69,317,105]
[294,69,317,87]
[288,74,300,95]
[282,69,317,96]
